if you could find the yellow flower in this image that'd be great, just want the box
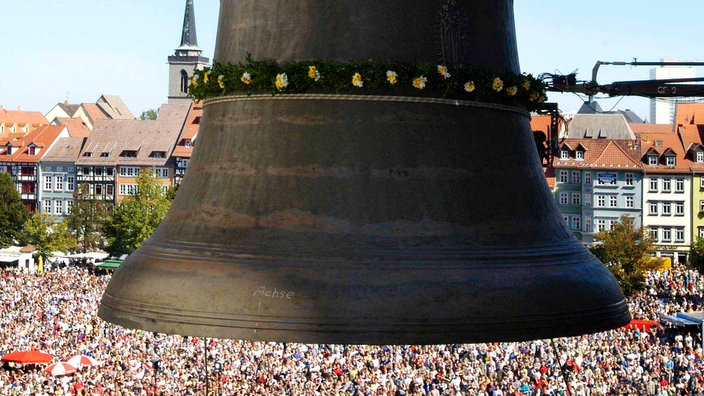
[413,76,427,90]
[464,81,475,93]
[352,73,363,88]
[308,66,321,81]
[529,92,540,101]
[189,74,199,87]
[506,86,517,96]
[218,75,225,89]
[522,79,531,90]
[437,65,451,79]
[241,72,252,85]
[204,71,211,84]
[492,77,503,92]
[386,70,398,85]
[275,73,288,91]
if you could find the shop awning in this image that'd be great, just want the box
[96,260,122,270]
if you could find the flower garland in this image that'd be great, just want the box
[188,54,548,111]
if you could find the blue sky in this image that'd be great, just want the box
[1,1,702,121]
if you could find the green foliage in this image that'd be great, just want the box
[590,215,662,297]
[0,172,29,248]
[139,109,159,120]
[102,170,172,257]
[18,213,77,257]
[188,54,548,111]
[65,184,110,250]
[689,237,704,273]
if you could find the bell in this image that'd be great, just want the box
[98,0,630,344]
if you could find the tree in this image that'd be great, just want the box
[18,213,77,258]
[690,237,704,273]
[140,109,159,120]
[102,170,172,256]
[65,183,110,250]
[590,215,663,297]
[0,172,29,248]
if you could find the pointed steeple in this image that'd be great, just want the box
[168,0,209,104]
[180,0,198,48]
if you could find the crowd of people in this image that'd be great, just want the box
[0,264,703,395]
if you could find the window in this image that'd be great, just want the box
[67,200,73,213]
[181,69,189,93]
[585,218,592,232]
[95,167,102,176]
[571,193,581,206]
[28,146,36,156]
[676,202,684,216]
[625,173,634,186]
[609,196,617,207]
[559,170,568,184]
[649,202,658,215]
[44,176,52,190]
[596,195,605,207]
[560,150,569,159]
[562,215,569,226]
[44,200,51,214]
[67,176,74,191]
[675,228,685,243]
[571,216,581,231]
[154,168,169,178]
[184,139,192,148]
[701,177,704,189]
[596,172,616,186]
[119,167,140,177]
[649,178,658,192]
[700,227,704,239]
[571,171,580,184]
[662,228,672,242]
[149,151,167,158]
[648,155,658,166]
[666,156,676,167]
[55,176,63,190]
[596,219,606,232]
[584,194,592,207]
[662,178,671,192]
[119,150,138,158]
[54,200,63,215]
[675,178,684,192]
[698,151,704,163]
[584,172,591,185]
[119,184,139,196]
[107,167,114,176]
[662,202,671,216]
[575,150,584,160]
[95,184,103,196]
[559,192,568,205]
[700,200,704,212]
[650,227,658,241]
[106,185,114,196]
[625,196,634,208]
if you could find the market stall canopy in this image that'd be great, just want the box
[2,350,55,364]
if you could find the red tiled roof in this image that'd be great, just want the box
[55,117,91,138]
[0,109,49,127]
[171,102,201,158]
[0,125,67,163]
[674,103,704,127]
[629,123,672,134]
[553,139,642,170]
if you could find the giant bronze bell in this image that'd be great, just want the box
[99,0,630,344]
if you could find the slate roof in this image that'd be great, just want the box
[76,103,190,167]
[567,114,636,140]
[96,95,134,120]
[41,136,86,163]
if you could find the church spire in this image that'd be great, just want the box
[180,0,198,48]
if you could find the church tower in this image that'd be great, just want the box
[168,0,210,104]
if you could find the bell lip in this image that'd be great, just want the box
[98,300,631,345]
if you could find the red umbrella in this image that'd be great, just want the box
[43,362,77,376]
[64,354,101,368]
[1,351,54,364]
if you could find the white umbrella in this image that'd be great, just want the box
[44,362,77,376]
[64,354,101,369]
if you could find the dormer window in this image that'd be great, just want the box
[560,150,569,159]
[149,151,166,158]
[666,156,676,167]
[184,139,192,148]
[5,143,13,155]
[697,151,703,163]
[28,146,37,155]
[100,152,110,157]
[648,155,658,166]
[575,150,584,160]
[120,150,138,158]
[83,152,92,157]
